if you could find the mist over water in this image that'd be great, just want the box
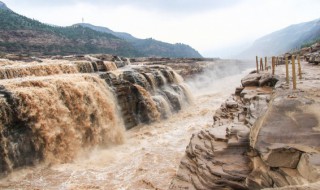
[186,60,253,95]
[0,60,253,190]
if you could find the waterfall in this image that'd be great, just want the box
[0,74,125,176]
[0,57,193,176]
[101,65,193,129]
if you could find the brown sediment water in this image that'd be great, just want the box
[0,60,87,79]
[0,61,252,189]
[133,84,161,122]
[103,61,118,71]
[0,74,125,170]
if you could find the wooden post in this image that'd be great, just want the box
[276,57,279,66]
[285,56,289,84]
[298,55,302,79]
[260,58,264,71]
[265,57,268,71]
[292,55,296,90]
[272,56,275,75]
[256,56,259,73]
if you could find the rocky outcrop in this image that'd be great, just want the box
[305,52,320,64]
[247,83,320,189]
[170,73,274,190]
[302,43,320,64]
[241,72,279,87]
[170,67,320,189]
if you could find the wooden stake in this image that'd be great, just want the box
[256,56,259,73]
[260,58,264,71]
[265,57,268,71]
[292,55,296,90]
[285,56,289,84]
[272,56,275,75]
[297,55,302,79]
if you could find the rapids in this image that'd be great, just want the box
[0,60,253,189]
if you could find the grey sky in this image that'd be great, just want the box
[6,0,240,12]
[3,0,320,57]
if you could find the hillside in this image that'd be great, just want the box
[75,23,137,41]
[75,23,202,58]
[0,7,142,56]
[0,2,202,58]
[241,17,320,57]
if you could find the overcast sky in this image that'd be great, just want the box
[3,0,320,57]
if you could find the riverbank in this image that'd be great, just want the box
[170,61,320,189]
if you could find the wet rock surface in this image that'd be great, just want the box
[100,65,191,129]
[170,62,320,189]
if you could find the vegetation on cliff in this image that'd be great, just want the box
[75,23,202,58]
[0,3,202,58]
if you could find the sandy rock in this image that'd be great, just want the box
[241,73,261,87]
[241,72,279,87]
[261,146,301,168]
[297,153,320,183]
[259,73,279,87]
[170,90,255,189]
[226,99,238,108]
[235,87,244,95]
[172,63,320,189]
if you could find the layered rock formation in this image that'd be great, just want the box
[170,64,320,189]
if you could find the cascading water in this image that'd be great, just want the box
[0,74,125,176]
[0,57,193,179]
[0,59,252,189]
[100,65,193,129]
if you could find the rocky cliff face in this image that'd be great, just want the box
[170,63,320,189]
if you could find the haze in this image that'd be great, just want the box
[4,0,320,58]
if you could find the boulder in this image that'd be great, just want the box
[241,73,261,87]
[259,73,279,87]
[241,72,279,87]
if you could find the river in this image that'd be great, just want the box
[0,60,252,190]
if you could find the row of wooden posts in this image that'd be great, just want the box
[255,55,302,90]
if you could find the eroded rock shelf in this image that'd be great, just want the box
[170,62,320,190]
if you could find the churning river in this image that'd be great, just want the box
[0,60,252,190]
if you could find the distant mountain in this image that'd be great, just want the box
[241,18,320,57]
[75,23,202,58]
[75,23,137,41]
[0,2,202,58]
[0,7,140,56]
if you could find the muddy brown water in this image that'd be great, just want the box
[0,63,253,190]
